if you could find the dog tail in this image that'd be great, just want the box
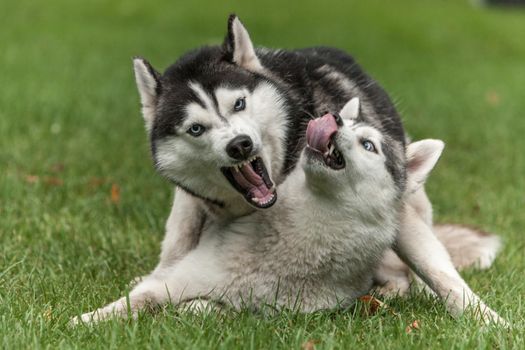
[433,224,502,270]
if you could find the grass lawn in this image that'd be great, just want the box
[1,0,524,348]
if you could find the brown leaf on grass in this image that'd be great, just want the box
[359,295,399,317]
[110,183,121,204]
[485,90,500,107]
[25,174,63,186]
[405,320,420,334]
[25,175,40,184]
[301,339,320,350]
[45,177,63,186]
[358,295,386,316]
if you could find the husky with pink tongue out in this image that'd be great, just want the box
[74,98,445,322]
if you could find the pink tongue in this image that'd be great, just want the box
[306,113,338,153]
[231,163,271,200]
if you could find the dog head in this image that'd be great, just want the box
[303,98,444,206]
[133,15,289,209]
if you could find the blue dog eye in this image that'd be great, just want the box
[187,124,205,137]
[362,140,376,153]
[234,97,246,111]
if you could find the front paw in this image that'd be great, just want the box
[128,275,145,288]
[475,306,509,328]
[69,298,130,326]
[69,310,105,326]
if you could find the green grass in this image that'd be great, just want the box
[1,0,524,348]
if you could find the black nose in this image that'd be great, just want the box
[226,135,254,160]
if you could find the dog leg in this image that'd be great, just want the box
[373,249,411,297]
[72,248,226,325]
[395,204,506,325]
[127,190,206,288]
[71,277,172,324]
[407,185,434,227]
[155,189,207,271]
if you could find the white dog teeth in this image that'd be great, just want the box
[232,156,258,170]
[252,193,274,206]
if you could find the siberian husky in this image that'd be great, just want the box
[78,15,504,323]
[74,99,447,322]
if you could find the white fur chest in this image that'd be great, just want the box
[256,176,399,280]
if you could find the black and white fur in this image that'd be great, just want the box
[134,14,407,272]
[90,15,503,324]
[73,99,443,322]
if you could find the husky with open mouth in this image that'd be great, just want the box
[73,99,447,322]
[81,15,504,323]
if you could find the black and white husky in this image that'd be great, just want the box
[77,15,504,323]
[75,99,446,322]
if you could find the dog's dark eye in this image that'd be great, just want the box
[234,97,246,112]
[187,124,205,137]
[362,140,376,153]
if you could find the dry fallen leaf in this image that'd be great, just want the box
[405,320,420,334]
[45,177,63,186]
[25,175,40,184]
[110,183,121,204]
[301,339,320,350]
[358,295,386,316]
[485,90,500,107]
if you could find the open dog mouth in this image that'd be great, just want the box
[305,113,345,170]
[221,156,276,208]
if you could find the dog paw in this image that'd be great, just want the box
[69,310,103,326]
[128,275,145,288]
[476,307,509,328]
[69,300,130,326]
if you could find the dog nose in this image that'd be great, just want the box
[226,135,254,160]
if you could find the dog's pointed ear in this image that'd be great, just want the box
[339,97,360,120]
[133,57,161,132]
[406,139,445,192]
[223,14,263,71]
